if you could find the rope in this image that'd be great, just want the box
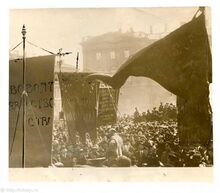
[57,73,77,143]
[26,40,55,55]
[9,96,23,157]
[10,41,22,52]
[192,7,205,20]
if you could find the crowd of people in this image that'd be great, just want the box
[51,103,213,167]
[134,103,177,122]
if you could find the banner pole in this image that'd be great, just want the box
[76,52,79,72]
[21,24,27,168]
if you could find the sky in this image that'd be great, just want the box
[9,7,211,70]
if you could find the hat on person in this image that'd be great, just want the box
[109,128,116,133]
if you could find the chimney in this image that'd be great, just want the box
[129,27,134,33]
[150,25,153,34]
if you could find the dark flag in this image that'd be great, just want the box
[58,72,98,143]
[97,85,119,126]
[87,12,212,145]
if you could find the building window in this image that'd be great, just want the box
[110,51,116,59]
[96,52,101,60]
[124,50,130,58]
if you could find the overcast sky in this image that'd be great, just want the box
[9,7,211,69]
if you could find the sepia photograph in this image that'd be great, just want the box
[8,6,213,182]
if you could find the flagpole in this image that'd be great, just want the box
[21,24,27,168]
[76,52,79,72]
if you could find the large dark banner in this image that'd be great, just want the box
[9,55,55,167]
[97,85,119,126]
[58,72,98,143]
[87,13,212,145]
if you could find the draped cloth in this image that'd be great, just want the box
[58,72,98,143]
[9,55,55,167]
[87,13,212,145]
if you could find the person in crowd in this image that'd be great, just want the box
[160,143,173,166]
[85,132,93,148]
[107,128,124,158]
[76,148,88,165]
[134,107,140,122]
[135,144,148,167]
[123,138,135,158]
